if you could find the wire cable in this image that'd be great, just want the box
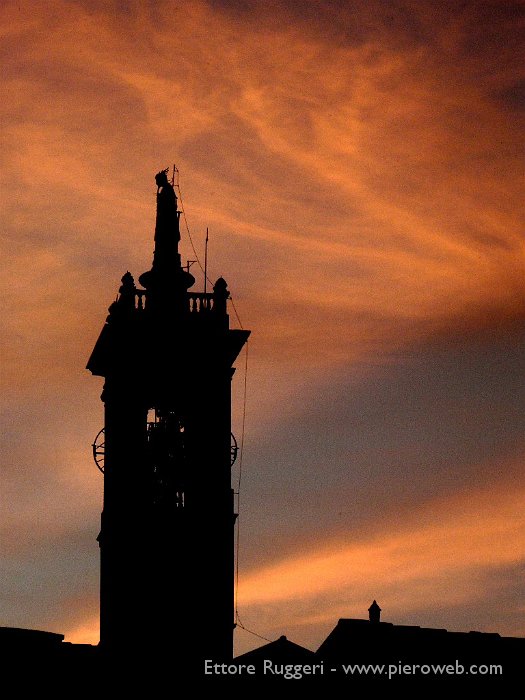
[176,167,246,333]
[234,338,249,626]
[175,172,214,288]
[229,295,244,330]
[173,166,267,646]
[236,615,272,643]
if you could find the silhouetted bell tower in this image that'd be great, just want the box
[87,169,249,669]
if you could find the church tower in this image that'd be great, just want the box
[87,169,249,669]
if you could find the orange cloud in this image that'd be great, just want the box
[238,483,525,607]
[2,0,523,382]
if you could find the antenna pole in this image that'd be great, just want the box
[171,164,176,187]
[204,227,209,297]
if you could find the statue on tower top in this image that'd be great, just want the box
[155,167,170,189]
[155,167,180,245]
[138,167,194,299]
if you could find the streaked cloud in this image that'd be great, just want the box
[240,485,525,606]
[235,482,525,652]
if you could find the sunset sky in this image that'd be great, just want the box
[1,0,524,655]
